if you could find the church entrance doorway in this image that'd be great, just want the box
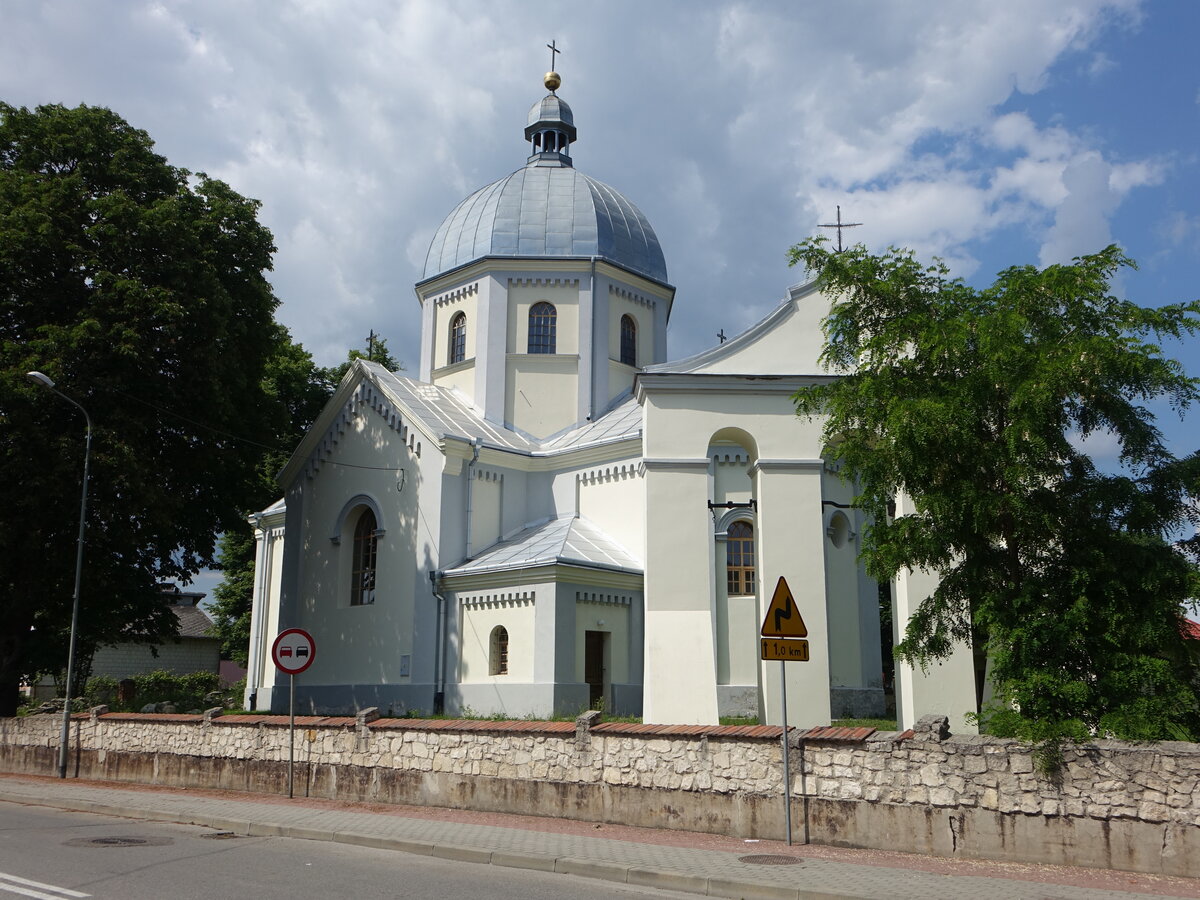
[584,631,606,709]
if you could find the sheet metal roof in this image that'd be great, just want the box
[365,363,641,455]
[443,515,641,578]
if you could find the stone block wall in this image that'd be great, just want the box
[1,712,1197,878]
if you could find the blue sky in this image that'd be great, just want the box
[4,1,1198,592]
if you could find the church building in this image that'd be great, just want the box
[243,70,978,731]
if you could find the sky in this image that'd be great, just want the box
[4,1,1199,591]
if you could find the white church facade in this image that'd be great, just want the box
[243,73,978,731]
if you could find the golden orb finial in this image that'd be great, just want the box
[544,70,561,92]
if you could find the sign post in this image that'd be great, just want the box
[760,576,809,846]
[271,628,316,799]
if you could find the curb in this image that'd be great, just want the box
[0,789,858,900]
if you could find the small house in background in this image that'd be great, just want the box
[89,584,221,680]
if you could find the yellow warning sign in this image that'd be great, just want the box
[760,577,808,638]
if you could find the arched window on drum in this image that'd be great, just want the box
[448,311,467,364]
[528,302,557,354]
[619,314,636,366]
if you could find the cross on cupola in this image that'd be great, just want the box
[526,44,577,167]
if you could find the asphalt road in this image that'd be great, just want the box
[0,802,702,900]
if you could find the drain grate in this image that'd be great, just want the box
[200,832,241,840]
[65,836,173,848]
[738,854,802,865]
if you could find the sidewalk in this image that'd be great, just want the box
[0,773,1195,900]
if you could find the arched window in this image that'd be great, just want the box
[620,314,637,367]
[528,302,557,354]
[350,509,378,606]
[726,521,755,596]
[489,626,509,675]
[448,312,466,365]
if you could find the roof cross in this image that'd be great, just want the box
[718,329,727,344]
[818,205,862,253]
[547,39,561,72]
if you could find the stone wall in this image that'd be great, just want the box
[1,711,1197,878]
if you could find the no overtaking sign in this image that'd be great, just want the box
[272,628,316,675]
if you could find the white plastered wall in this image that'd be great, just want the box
[577,463,645,565]
[891,491,979,734]
[641,387,833,726]
[710,450,757,695]
[573,596,631,687]
[286,399,426,689]
[459,596,536,683]
[469,469,503,555]
[432,286,479,369]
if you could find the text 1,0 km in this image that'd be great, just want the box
[760,638,809,661]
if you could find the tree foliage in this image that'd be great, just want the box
[789,238,1200,743]
[0,103,284,714]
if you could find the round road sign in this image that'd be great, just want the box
[271,628,316,675]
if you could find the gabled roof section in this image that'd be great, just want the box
[641,279,830,378]
[443,515,641,578]
[278,361,643,486]
[540,393,641,451]
[369,365,533,452]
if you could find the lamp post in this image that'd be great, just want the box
[26,371,92,779]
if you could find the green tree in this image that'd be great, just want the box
[321,333,402,386]
[0,103,284,715]
[788,239,1200,744]
[208,327,332,664]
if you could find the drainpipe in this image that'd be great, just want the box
[429,569,446,714]
[464,437,482,559]
[589,256,597,422]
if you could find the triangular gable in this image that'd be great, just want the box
[644,279,831,378]
[276,360,445,488]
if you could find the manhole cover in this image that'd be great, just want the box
[738,854,802,865]
[65,836,173,848]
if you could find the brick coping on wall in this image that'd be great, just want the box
[58,711,890,743]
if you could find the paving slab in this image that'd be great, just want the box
[0,774,1195,899]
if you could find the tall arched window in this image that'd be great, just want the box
[489,626,509,675]
[726,521,755,596]
[620,314,637,367]
[351,509,378,606]
[448,312,466,365]
[528,302,557,354]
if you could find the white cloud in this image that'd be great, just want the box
[0,0,1174,365]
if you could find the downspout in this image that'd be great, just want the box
[464,437,482,559]
[430,570,446,714]
[589,256,597,422]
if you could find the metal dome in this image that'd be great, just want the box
[422,165,668,284]
[527,94,575,131]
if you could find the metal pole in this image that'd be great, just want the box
[288,673,296,798]
[780,661,792,846]
[55,395,91,779]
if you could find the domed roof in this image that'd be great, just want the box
[422,165,668,284]
[422,78,668,285]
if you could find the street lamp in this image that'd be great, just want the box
[26,371,92,779]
